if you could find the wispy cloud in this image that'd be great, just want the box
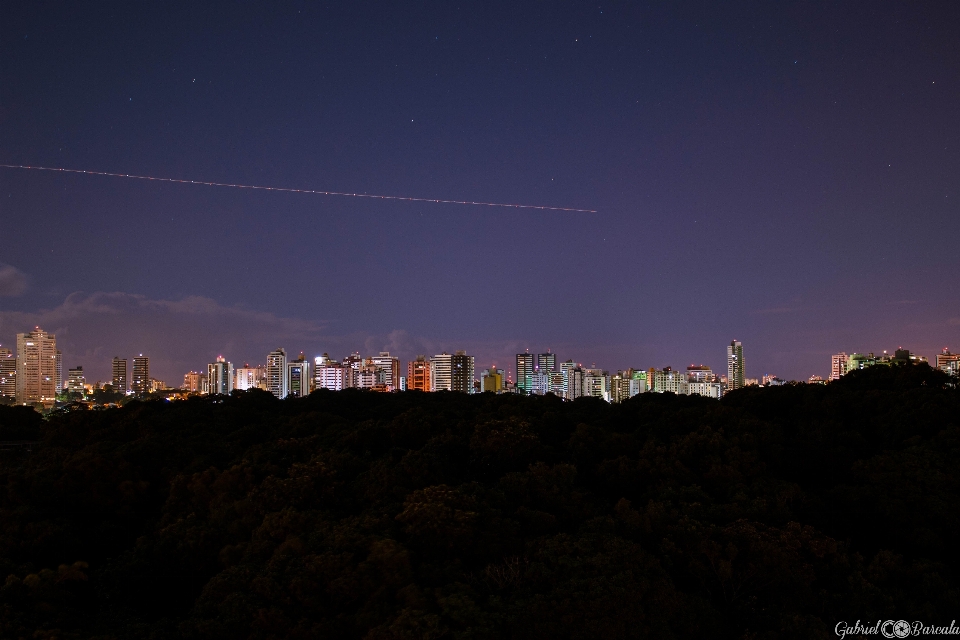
[0,291,328,384]
[0,264,28,297]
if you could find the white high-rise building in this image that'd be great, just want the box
[370,352,401,390]
[55,350,63,394]
[686,365,713,383]
[431,352,453,391]
[651,368,688,394]
[529,369,551,395]
[234,364,264,390]
[208,356,234,395]
[266,348,287,398]
[561,361,584,400]
[688,381,723,399]
[16,327,58,407]
[830,353,848,381]
[584,369,610,401]
[315,355,353,391]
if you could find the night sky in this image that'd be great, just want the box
[1,1,959,385]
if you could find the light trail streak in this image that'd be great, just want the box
[0,164,597,212]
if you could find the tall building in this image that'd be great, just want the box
[936,348,960,376]
[537,351,556,374]
[688,381,723,399]
[481,366,504,393]
[451,351,475,394]
[651,367,687,394]
[183,371,206,393]
[610,372,634,403]
[516,351,534,394]
[529,369,551,395]
[727,340,744,391]
[16,327,58,406]
[266,348,287,398]
[55,350,63,394]
[686,365,713,383]
[560,360,578,400]
[407,356,431,392]
[285,355,310,398]
[0,346,16,400]
[208,356,234,395]
[370,352,401,391]
[549,371,566,396]
[584,369,610,401]
[629,369,649,393]
[112,357,128,394]
[830,353,848,381]
[67,366,85,393]
[431,352,453,391]
[132,354,150,395]
[315,355,353,391]
[355,364,382,389]
[234,364,265,391]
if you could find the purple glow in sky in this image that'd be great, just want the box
[1,1,958,384]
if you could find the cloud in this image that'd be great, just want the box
[0,291,618,387]
[0,291,328,385]
[0,264,28,297]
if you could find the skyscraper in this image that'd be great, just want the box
[67,366,85,393]
[451,351,475,394]
[285,355,310,398]
[686,365,713,383]
[584,368,610,401]
[516,351,534,394]
[935,348,959,376]
[431,352,453,391]
[54,350,63,394]
[0,346,16,400]
[560,360,578,399]
[208,356,234,395]
[727,340,744,391]
[370,352,401,390]
[132,354,150,395]
[183,371,206,393]
[112,357,128,394]
[266,348,287,398]
[537,351,556,374]
[830,353,848,380]
[315,355,353,391]
[407,356,431,392]
[16,327,58,406]
[234,364,265,390]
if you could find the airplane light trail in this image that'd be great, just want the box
[0,164,597,213]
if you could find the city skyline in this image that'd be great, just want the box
[2,320,952,409]
[2,3,959,385]
[0,319,953,393]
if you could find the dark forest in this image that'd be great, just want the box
[0,364,957,639]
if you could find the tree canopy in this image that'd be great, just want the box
[0,364,957,639]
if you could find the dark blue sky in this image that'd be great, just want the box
[1,1,958,384]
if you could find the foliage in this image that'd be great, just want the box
[0,364,957,638]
